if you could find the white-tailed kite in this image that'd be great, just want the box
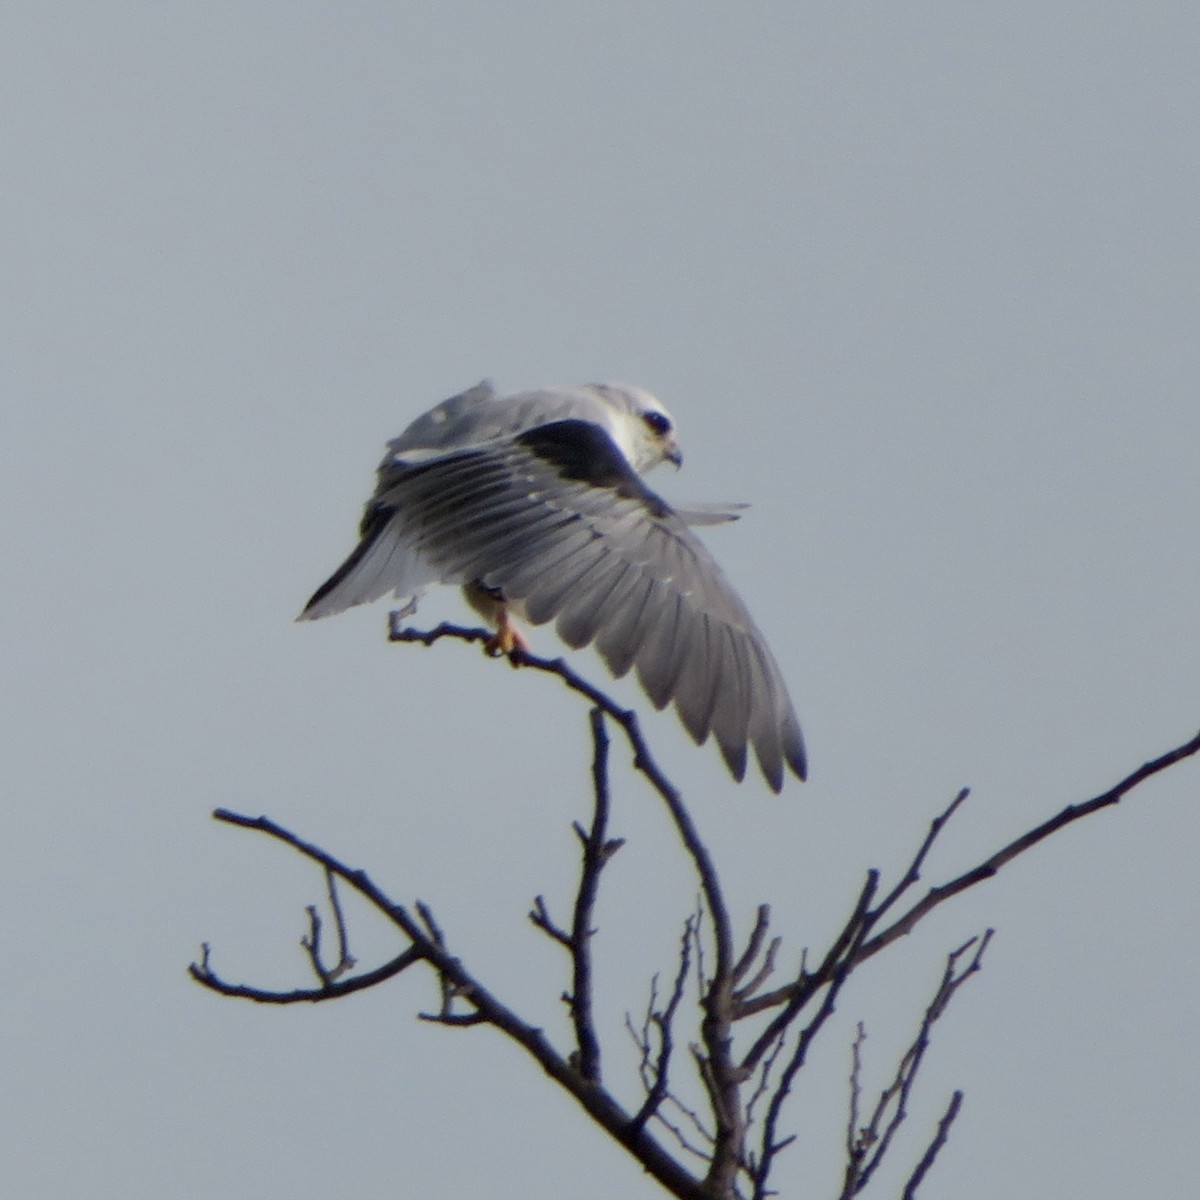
[299,381,807,790]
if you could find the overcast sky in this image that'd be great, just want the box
[3,4,1198,1198]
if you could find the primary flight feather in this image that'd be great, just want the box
[299,381,807,791]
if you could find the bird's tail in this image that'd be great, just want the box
[297,507,432,621]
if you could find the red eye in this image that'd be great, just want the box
[642,411,672,436]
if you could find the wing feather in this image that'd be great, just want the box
[675,611,726,746]
[594,573,657,679]
[555,557,643,650]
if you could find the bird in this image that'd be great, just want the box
[299,380,806,791]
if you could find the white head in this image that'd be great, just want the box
[585,383,682,475]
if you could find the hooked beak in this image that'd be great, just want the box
[664,440,683,469]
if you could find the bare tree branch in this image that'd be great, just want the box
[190,942,422,1004]
[568,708,619,1082]
[532,708,627,1080]
[858,730,1200,961]
[194,807,711,1200]
[193,622,1200,1200]
[737,725,1200,1029]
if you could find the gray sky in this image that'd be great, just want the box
[3,3,1198,1197]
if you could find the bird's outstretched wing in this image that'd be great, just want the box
[302,418,805,790]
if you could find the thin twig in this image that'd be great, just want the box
[742,871,879,1074]
[299,867,358,986]
[632,912,695,1132]
[868,789,971,923]
[301,904,326,984]
[840,933,991,1198]
[846,1023,867,1167]
[734,936,782,1008]
[654,1104,718,1166]
[530,895,571,946]
[325,867,356,975]
[752,880,879,1200]
[902,1091,964,1199]
[733,905,772,984]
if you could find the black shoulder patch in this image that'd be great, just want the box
[517,420,631,485]
[516,420,672,517]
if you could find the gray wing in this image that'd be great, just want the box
[386,380,500,457]
[385,381,627,461]
[339,418,806,790]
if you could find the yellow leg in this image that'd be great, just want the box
[463,581,530,658]
[486,606,531,657]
